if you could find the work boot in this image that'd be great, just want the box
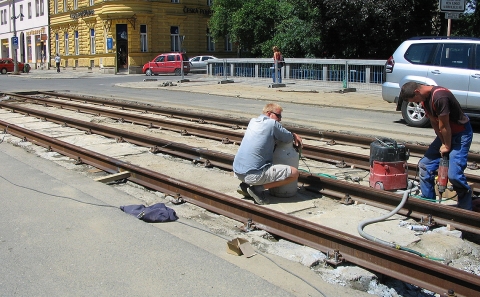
[247,185,269,205]
[237,182,251,197]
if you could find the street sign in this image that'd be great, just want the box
[11,36,18,49]
[445,12,460,19]
[439,0,466,12]
[107,37,113,50]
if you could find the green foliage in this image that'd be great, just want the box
[209,0,474,59]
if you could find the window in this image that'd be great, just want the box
[154,55,164,62]
[206,29,214,52]
[64,32,69,55]
[170,26,180,52]
[476,45,480,70]
[73,0,78,10]
[224,35,232,52]
[55,33,59,55]
[404,43,436,65]
[1,10,3,25]
[90,0,94,6]
[433,43,471,69]
[167,54,176,62]
[90,28,95,54]
[171,0,179,3]
[40,0,44,15]
[35,0,39,17]
[20,5,24,21]
[54,0,58,13]
[28,2,32,19]
[75,31,79,55]
[207,0,213,6]
[63,0,67,12]
[140,25,147,52]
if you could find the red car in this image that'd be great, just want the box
[0,58,24,74]
[142,53,190,76]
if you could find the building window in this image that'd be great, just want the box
[55,33,59,55]
[224,35,232,52]
[28,2,32,19]
[19,5,24,21]
[54,0,58,14]
[90,29,95,54]
[40,0,44,15]
[35,0,39,17]
[75,31,79,55]
[171,0,179,3]
[64,32,69,55]
[140,25,147,52]
[207,0,213,6]
[207,29,214,52]
[73,0,78,10]
[90,0,94,6]
[63,0,67,12]
[1,10,3,25]
[170,26,180,52]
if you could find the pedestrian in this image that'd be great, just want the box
[272,46,283,84]
[399,82,473,210]
[55,54,61,73]
[233,103,303,205]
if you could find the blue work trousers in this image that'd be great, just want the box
[418,121,473,210]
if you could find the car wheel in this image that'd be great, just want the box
[174,68,181,76]
[401,100,430,128]
[145,69,152,76]
[1,68,7,74]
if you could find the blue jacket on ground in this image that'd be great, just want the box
[233,114,293,175]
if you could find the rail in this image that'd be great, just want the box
[206,58,386,91]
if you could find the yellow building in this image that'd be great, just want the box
[49,0,231,73]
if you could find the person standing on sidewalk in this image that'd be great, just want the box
[272,46,283,83]
[399,82,473,210]
[55,54,61,73]
[233,103,302,205]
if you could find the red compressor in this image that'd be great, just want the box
[369,138,409,191]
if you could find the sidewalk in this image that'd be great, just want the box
[13,67,394,113]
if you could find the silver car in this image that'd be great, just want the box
[382,37,480,127]
[189,55,218,71]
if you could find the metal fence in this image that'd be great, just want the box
[207,58,385,91]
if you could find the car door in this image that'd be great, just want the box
[190,56,200,69]
[467,44,480,110]
[151,55,165,74]
[427,43,470,108]
[165,54,177,73]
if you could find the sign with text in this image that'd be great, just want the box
[11,36,18,49]
[439,0,466,12]
[445,12,460,19]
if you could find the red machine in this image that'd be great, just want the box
[369,138,409,191]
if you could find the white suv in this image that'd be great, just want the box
[382,37,480,127]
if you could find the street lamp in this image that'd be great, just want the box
[11,0,23,75]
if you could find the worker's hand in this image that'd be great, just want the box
[293,133,303,148]
[439,144,450,156]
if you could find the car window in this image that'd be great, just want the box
[167,55,176,62]
[155,56,165,62]
[201,57,211,61]
[404,43,437,65]
[433,43,471,69]
[191,57,200,62]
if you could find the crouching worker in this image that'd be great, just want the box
[233,103,303,205]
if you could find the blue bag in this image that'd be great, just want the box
[120,203,178,223]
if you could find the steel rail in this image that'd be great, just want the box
[3,98,480,192]
[0,119,479,296]
[1,103,479,235]
[32,90,480,162]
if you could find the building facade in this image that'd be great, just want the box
[0,0,49,70]
[49,0,233,74]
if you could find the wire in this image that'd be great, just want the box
[0,173,117,208]
[174,219,328,297]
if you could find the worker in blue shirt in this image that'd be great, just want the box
[233,103,302,205]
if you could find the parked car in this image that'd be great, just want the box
[0,58,25,74]
[142,53,190,76]
[382,37,480,127]
[189,55,217,71]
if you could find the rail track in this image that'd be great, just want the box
[1,91,480,296]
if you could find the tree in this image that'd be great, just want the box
[452,0,480,37]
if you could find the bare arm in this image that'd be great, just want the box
[437,114,452,155]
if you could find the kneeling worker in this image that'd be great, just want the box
[233,103,303,205]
